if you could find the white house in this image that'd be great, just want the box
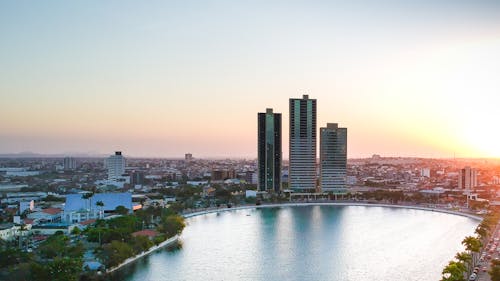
[0,223,31,241]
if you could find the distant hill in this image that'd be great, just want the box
[0,151,107,158]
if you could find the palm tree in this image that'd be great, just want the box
[455,251,472,276]
[441,260,467,281]
[81,192,94,212]
[96,200,104,219]
[462,236,482,266]
[475,225,488,240]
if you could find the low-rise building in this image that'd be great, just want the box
[63,192,132,223]
[132,229,159,240]
[0,223,31,241]
[27,208,62,223]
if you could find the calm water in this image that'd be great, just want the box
[111,205,478,281]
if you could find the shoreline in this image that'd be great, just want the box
[106,234,179,274]
[108,201,482,275]
[183,202,484,221]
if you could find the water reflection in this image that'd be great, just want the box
[112,206,478,281]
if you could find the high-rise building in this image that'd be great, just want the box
[319,123,347,192]
[185,153,193,161]
[289,95,317,191]
[63,157,77,170]
[258,108,282,193]
[211,169,236,182]
[458,166,478,190]
[420,168,431,178]
[106,151,126,180]
[130,171,145,186]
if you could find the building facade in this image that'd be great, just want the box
[258,108,282,193]
[130,171,145,186]
[319,123,347,192]
[106,151,126,180]
[289,95,317,191]
[63,157,77,170]
[458,166,478,190]
[63,192,132,223]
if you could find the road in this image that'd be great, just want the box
[477,223,500,281]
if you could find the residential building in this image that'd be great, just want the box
[63,157,77,170]
[211,169,236,182]
[319,123,347,192]
[130,171,145,186]
[458,166,478,190]
[258,108,282,193]
[106,151,126,180]
[420,168,431,178]
[0,223,31,241]
[289,95,317,191]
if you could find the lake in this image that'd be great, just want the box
[111,205,478,281]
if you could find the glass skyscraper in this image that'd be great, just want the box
[258,108,282,193]
[289,95,317,191]
[320,123,347,192]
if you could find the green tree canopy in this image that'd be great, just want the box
[441,260,467,281]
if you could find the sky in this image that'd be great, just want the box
[1,0,500,159]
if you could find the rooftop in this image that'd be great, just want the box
[132,229,159,238]
[42,208,62,215]
[64,192,132,213]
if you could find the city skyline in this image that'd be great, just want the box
[1,1,500,158]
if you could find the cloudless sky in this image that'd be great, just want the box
[1,0,500,158]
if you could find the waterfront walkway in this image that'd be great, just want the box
[183,201,483,221]
[106,234,179,274]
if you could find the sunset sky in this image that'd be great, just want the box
[1,0,500,158]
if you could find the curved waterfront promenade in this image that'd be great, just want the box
[109,202,482,275]
[107,234,179,274]
[183,202,483,221]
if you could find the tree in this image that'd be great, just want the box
[441,260,467,281]
[490,259,500,281]
[97,241,134,268]
[167,202,184,214]
[455,252,471,275]
[71,227,81,236]
[215,187,232,203]
[158,215,186,237]
[38,234,69,259]
[30,257,83,281]
[475,225,488,240]
[114,205,129,215]
[462,236,482,265]
[37,233,84,260]
[0,248,32,268]
[81,192,94,212]
[130,235,154,254]
[96,200,104,219]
